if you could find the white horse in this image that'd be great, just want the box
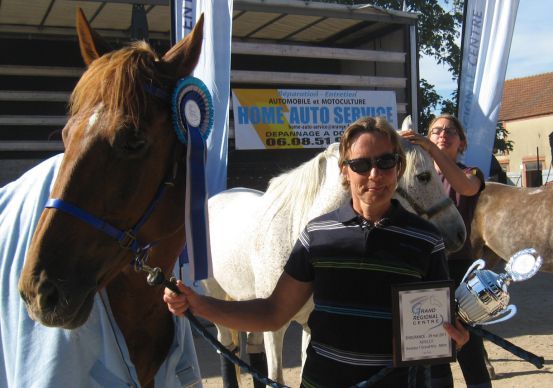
[204,140,466,385]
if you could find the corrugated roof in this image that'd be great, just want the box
[0,0,417,46]
[499,72,553,122]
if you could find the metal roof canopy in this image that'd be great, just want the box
[0,0,417,47]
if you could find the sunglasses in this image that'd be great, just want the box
[345,153,399,174]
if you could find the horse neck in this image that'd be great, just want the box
[106,235,183,386]
[105,170,187,386]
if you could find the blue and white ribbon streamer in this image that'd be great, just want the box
[172,76,213,281]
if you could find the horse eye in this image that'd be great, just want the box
[116,124,148,155]
[416,172,432,183]
[123,135,147,152]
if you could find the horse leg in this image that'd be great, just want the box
[215,324,240,388]
[263,325,288,384]
[246,331,268,388]
[201,278,240,387]
[300,325,311,376]
[483,342,496,380]
[482,246,504,270]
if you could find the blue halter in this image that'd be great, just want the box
[45,165,176,268]
[45,82,177,269]
[44,76,214,277]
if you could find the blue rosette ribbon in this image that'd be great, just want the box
[172,76,214,281]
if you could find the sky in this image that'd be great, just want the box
[419,0,553,103]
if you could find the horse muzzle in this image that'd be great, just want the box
[19,269,96,329]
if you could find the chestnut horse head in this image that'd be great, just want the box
[18,9,204,330]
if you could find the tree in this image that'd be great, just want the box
[493,121,514,155]
[419,79,441,135]
[322,1,511,152]
[323,0,463,129]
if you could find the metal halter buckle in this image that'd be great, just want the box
[132,250,150,271]
[119,230,137,250]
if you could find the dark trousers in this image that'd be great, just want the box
[448,260,492,387]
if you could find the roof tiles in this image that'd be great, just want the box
[499,72,553,121]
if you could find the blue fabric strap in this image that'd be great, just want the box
[185,118,211,280]
[45,199,125,242]
[44,176,171,256]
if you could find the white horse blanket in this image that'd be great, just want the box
[0,154,201,388]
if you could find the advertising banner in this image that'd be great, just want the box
[232,89,397,150]
[458,0,519,178]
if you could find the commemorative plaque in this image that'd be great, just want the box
[392,281,456,367]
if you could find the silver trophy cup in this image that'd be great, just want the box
[455,248,542,326]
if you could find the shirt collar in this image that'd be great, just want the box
[336,199,403,226]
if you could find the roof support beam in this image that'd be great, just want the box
[232,70,406,89]
[232,41,405,63]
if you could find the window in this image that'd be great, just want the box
[522,159,543,171]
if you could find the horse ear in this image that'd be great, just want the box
[161,14,204,79]
[76,8,112,66]
[401,115,413,133]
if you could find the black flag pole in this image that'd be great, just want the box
[170,0,176,46]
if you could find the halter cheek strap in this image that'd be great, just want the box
[395,186,454,218]
[44,165,177,266]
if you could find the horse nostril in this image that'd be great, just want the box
[19,290,30,306]
[37,277,60,311]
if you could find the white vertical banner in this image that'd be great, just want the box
[458,0,518,178]
[173,0,232,282]
[175,0,231,196]
[173,0,196,39]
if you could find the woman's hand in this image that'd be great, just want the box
[163,280,196,317]
[399,130,436,154]
[443,318,470,351]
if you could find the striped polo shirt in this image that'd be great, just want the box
[284,199,449,387]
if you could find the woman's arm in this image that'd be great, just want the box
[164,272,313,332]
[400,130,482,196]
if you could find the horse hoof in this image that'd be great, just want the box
[487,366,497,380]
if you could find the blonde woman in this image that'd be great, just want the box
[402,114,490,388]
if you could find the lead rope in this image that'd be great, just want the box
[467,326,544,368]
[141,265,436,388]
[139,265,290,388]
[140,265,470,388]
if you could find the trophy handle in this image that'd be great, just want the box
[480,305,518,325]
[461,259,486,284]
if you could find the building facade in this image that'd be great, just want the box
[496,72,553,186]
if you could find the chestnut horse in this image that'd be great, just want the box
[6,9,204,388]
[471,182,553,272]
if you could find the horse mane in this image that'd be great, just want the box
[261,143,340,233]
[400,139,435,187]
[69,41,163,133]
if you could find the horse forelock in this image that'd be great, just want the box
[400,140,435,187]
[70,41,163,135]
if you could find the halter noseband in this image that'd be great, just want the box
[45,162,178,268]
[395,186,454,219]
